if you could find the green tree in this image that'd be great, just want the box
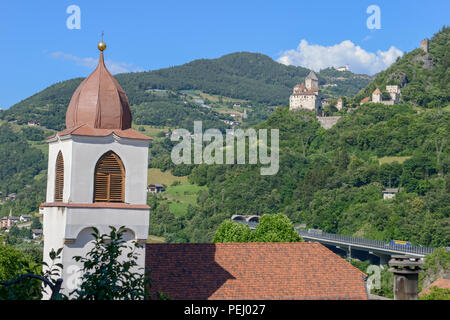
[71,226,150,300]
[250,214,303,242]
[213,214,303,243]
[213,220,252,243]
[419,286,450,300]
[31,217,42,230]
[0,245,41,299]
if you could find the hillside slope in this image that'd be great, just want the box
[355,26,449,108]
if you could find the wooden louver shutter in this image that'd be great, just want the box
[54,151,64,202]
[94,151,124,202]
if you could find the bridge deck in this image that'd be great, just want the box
[236,221,435,257]
[297,229,434,257]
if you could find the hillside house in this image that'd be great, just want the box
[5,193,17,201]
[0,216,20,229]
[27,120,40,126]
[337,65,350,72]
[148,184,165,194]
[32,229,43,240]
[383,188,399,200]
[20,214,32,222]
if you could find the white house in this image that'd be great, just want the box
[41,42,151,298]
[383,188,399,200]
[20,214,32,222]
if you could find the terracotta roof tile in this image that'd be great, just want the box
[419,278,450,297]
[145,242,368,300]
[46,124,152,141]
[360,96,370,104]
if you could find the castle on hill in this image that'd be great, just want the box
[289,70,319,112]
[360,85,401,105]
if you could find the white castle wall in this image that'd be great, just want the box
[289,94,317,111]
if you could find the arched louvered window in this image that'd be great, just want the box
[54,151,64,202]
[94,151,125,202]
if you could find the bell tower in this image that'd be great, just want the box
[41,40,151,298]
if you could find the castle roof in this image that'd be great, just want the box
[145,242,368,300]
[373,88,382,95]
[292,83,318,95]
[65,46,132,130]
[306,70,318,81]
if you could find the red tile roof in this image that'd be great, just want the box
[292,83,319,96]
[419,278,450,297]
[145,242,368,300]
[360,96,370,104]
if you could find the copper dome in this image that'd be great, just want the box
[65,50,132,130]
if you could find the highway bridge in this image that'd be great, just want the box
[231,216,435,264]
[296,229,435,264]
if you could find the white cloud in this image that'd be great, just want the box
[50,51,144,74]
[277,40,403,75]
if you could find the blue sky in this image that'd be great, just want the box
[0,0,448,109]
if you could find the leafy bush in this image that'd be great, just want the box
[213,214,303,243]
[70,226,150,300]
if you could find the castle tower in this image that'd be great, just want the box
[305,70,319,90]
[372,88,382,103]
[420,39,429,53]
[336,98,344,110]
[41,41,151,298]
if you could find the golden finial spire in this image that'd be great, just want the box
[98,31,106,51]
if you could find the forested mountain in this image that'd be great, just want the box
[158,105,448,246]
[1,52,371,131]
[355,26,449,108]
[148,28,450,246]
[0,123,47,217]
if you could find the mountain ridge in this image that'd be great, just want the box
[2,51,372,130]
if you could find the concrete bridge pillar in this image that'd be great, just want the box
[370,252,390,265]
[337,245,352,259]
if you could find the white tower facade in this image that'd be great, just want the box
[41,43,151,298]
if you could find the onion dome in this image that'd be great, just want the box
[65,42,132,130]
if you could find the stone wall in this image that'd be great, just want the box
[317,116,342,129]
